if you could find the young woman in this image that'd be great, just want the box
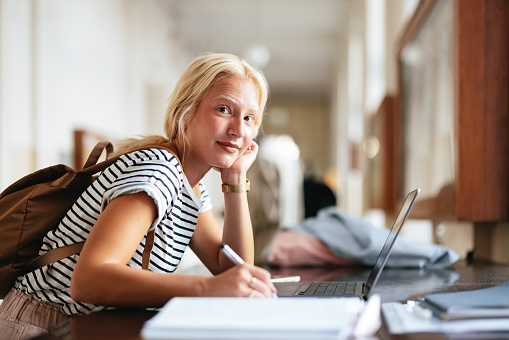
[0,53,277,339]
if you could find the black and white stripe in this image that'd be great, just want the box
[15,148,212,315]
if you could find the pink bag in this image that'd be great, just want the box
[266,230,360,267]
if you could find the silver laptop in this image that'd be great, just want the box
[274,188,420,300]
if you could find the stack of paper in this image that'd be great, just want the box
[141,297,365,339]
[382,280,509,335]
[382,301,509,334]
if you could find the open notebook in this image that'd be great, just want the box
[275,188,420,299]
[142,297,366,339]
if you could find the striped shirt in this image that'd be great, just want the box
[15,148,212,315]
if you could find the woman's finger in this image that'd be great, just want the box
[243,266,277,297]
[248,266,277,292]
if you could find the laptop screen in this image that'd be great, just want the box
[365,188,420,293]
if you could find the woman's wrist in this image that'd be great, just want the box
[220,172,247,186]
[196,276,209,297]
[222,179,250,193]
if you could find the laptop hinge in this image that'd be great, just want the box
[363,283,371,297]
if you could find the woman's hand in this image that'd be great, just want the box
[215,141,258,185]
[201,263,277,298]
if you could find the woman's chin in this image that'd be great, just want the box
[210,159,235,170]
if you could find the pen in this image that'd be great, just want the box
[220,243,278,298]
[270,276,301,283]
[220,243,245,265]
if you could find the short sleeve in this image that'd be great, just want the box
[101,150,183,229]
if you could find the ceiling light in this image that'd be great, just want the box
[244,43,271,68]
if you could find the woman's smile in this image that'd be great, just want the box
[217,141,241,153]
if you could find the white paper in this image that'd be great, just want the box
[142,297,365,339]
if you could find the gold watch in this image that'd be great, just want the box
[222,179,250,193]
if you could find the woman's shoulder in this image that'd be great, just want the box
[118,147,180,167]
[108,147,183,184]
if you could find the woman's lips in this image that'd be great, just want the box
[217,141,240,153]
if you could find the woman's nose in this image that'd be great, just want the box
[228,116,245,138]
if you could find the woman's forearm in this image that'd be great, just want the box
[71,262,207,308]
[221,190,255,266]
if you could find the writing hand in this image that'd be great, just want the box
[202,264,277,298]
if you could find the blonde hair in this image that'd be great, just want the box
[114,53,269,157]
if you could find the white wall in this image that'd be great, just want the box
[0,0,35,190]
[0,0,186,191]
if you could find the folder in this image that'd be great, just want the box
[420,280,509,320]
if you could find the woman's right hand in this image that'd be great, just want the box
[201,263,277,298]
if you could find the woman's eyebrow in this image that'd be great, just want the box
[215,94,259,114]
[215,94,239,105]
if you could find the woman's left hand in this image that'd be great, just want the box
[216,141,258,184]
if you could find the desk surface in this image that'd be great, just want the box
[36,260,509,340]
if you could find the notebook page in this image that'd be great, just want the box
[142,297,365,339]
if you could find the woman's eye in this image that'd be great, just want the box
[217,106,230,114]
[244,115,255,123]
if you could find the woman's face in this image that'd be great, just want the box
[185,76,260,169]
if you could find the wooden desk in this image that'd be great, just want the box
[36,260,509,340]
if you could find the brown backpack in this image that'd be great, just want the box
[0,141,170,298]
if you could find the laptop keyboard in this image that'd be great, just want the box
[295,282,357,296]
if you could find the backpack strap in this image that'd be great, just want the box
[142,229,155,270]
[82,141,114,169]
[23,236,154,274]
[23,242,85,275]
